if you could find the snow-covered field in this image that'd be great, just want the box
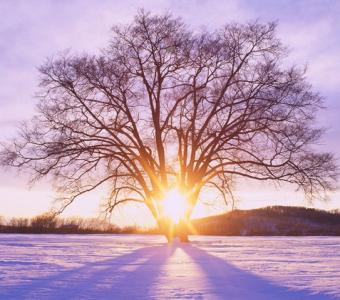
[0,235,339,299]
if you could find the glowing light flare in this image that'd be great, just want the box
[161,188,188,224]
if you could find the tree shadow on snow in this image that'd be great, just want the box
[181,243,337,300]
[0,241,337,300]
[0,244,175,300]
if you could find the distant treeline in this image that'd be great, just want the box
[1,206,340,235]
[192,206,340,236]
[0,214,155,234]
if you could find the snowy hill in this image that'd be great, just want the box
[192,206,340,236]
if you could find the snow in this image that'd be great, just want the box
[0,235,339,299]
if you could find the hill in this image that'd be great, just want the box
[1,206,339,235]
[191,206,340,236]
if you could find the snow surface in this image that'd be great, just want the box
[0,234,339,299]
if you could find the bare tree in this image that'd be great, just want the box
[1,12,337,242]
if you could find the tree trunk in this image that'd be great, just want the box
[176,219,190,243]
[158,217,174,242]
[158,217,190,242]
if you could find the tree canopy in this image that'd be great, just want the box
[1,12,337,232]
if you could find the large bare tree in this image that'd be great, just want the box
[1,12,337,241]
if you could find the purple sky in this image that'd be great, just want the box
[0,0,339,224]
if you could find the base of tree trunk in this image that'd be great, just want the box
[165,234,189,243]
[176,219,190,242]
[179,233,189,243]
[159,218,191,243]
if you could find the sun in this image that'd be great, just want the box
[161,188,187,224]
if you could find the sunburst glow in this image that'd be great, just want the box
[161,189,187,224]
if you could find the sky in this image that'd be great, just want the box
[0,0,339,225]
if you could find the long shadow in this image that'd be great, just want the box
[1,242,337,299]
[181,243,337,300]
[0,244,175,300]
